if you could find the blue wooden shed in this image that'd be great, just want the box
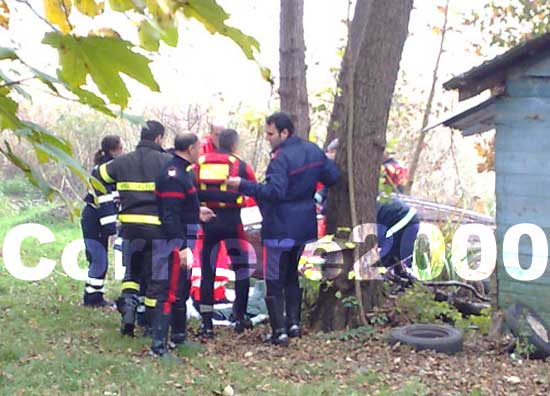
[441,33,550,323]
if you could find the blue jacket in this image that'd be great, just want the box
[239,136,340,245]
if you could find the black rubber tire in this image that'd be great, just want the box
[504,303,550,359]
[388,324,463,355]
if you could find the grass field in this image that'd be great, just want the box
[0,194,410,396]
[1,192,549,396]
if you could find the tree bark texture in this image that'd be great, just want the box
[311,0,414,332]
[279,0,310,139]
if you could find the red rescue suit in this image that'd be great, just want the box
[192,151,257,323]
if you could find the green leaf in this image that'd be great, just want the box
[28,67,60,94]
[108,0,138,12]
[43,33,160,108]
[0,70,32,101]
[0,91,21,130]
[0,47,17,60]
[160,26,178,47]
[32,141,90,186]
[138,19,160,51]
[67,83,116,116]
[0,141,53,196]
[19,121,72,155]
[75,0,104,17]
[183,0,260,60]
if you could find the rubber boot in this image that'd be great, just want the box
[116,293,139,337]
[286,289,302,338]
[150,307,171,357]
[142,306,154,338]
[170,305,187,346]
[83,291,108,308]
[197,312,215,339]
[265,296,289,347]
[233,278,252,334]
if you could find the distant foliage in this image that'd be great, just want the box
[467,0,550,49]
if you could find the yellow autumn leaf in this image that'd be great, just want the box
[75,0,104,17]
[0,0,9,30]
[44,0,73,33]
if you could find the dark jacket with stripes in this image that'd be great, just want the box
[84,154,118,236]
[96,140,172,233]
[155,154,201,250]
[239,135,340,245]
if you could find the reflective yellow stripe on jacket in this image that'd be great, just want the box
[99,163,115,184]
[116,182,156,191]
[118,214,161,225]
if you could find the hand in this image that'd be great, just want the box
[178,247,194,269]
[200,207,216,223]
[226,176,241,189]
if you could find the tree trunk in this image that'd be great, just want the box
[405,0,451,194]
[279,0,310,139]
[311,0,413,331]
[325,0,372,149]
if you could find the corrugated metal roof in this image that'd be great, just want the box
[423,97,496,136]
[442,97,496,136]
[444,33,550,92]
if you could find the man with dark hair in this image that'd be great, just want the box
[150,133,214,357]
[97,120,172,337]
[194,128,257,338]
[227,112,340,346]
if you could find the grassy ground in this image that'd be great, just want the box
[0,194,549,395]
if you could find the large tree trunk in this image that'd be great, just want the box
[324,0,372,149]
[310,0,413,332]
[279,0,310,139]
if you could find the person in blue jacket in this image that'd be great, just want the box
[81,135,124,307]
[227,112,340,346]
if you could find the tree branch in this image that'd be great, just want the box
[14,0,59,32]
[422,280,491,302]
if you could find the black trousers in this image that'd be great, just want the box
[119,224,163,309]
[263,244,304,320]
[149,250,190,314]
[200,209,251,320]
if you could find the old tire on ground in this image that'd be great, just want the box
[389,324,463,355]
[504,303,550,359]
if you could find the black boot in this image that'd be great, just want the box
[233,316,253,334]
[197,312,215,339]
[286,289,302,338]
[150,308,171,357]
[265,296,289,346]
[83,291,108,307]
[170,305,187,346]
[141,305,154,338]
[116,293,139,337]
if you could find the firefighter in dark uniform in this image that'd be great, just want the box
[81,135,124,307]
[377,197,420,273]
[151,133,215,356]
[97,120,172,336]
[194,129,257,338]
[227,112,340,346]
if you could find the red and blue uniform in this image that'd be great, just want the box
[150,154,201,353]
